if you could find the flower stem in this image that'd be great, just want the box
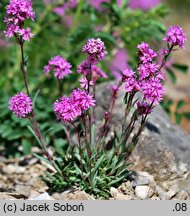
[57,78,63,96]
[18,38,60,174]
[123,92,136,130]
[69,121,84,180]
[97,79,122,148]
[159,45,174,71]
[82,114,93,191]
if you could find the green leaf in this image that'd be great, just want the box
[91,124,95,147]
[173,63,188,74]
[32,89,41,109]
[108,174,127,186]
[94,32,116,45]
[92,154,105,176]
[112,4,121,17]
[123,92,129,104]
[183,112,190,120]
[175,113,182,125]
[1,128,13,138]
[54,139,67,153]
[22,139,32,155]
[166,68,177,84]
[176,100,186,110]
[44,127,54,138]
[33,153,54,168]
[166,99,174,107]
[7,130,23,140]
[27,125,41,145]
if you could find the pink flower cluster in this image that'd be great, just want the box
[137,42,157,63]
[77,59,91,76]
[123,68,140,93]
[9,92,33,118]
[82,38,107,61]
[77,59,107,79]
[138,42,165,105]
[44,55,72,80]
[91,65,108,81]
[163,25,186,49]
[123,25,186,112]
[77,38,107,89]
[123,41,165,108]
[4,0,35,41]
[134,27,186,108]
[79,77,94,90]
[53,89,96,121]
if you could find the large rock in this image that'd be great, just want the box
[95,82,190,184]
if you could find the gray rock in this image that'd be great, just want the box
[174,190,189,200]
[166,184,179,199]
[178,173,190,190]
[95,82,190,184]
[118,181,135,196]
[135,186,153,199]
[2,164,26,174]
[132,171,156,187]
[14,184,32,196]
[110,187,136,200]
[52,190,95,200]
[155,186,169,200]
[0,192,26,200]
[28,192,54,200]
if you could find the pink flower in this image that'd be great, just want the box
[53,96,81,122]
[71,89,96,110]
[128,0,160,11]
[122,69,140,93]
[141,77,165,104]
[77,60,91,76]
[136,101,153,115]
[82,38,107,61]
[44,55,72,80]
[158,49,169,56]
[19,27,34,41]
[125,77,140,93]
[92,65,107,81]
[53,89,95,122]
[137,42,157,63]
[9,92,33,118]
[110,84,120,97]
[77,58,107,80]
[137,63,158,79]
[123,41,165,106]
[79,77,94,90]
[4,0,35,40]
[122,68,134,78]
[163,25,186,48]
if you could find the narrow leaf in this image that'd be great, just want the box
[166,68,177,84]
[173,63,188,74]
[176,100,186,110]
